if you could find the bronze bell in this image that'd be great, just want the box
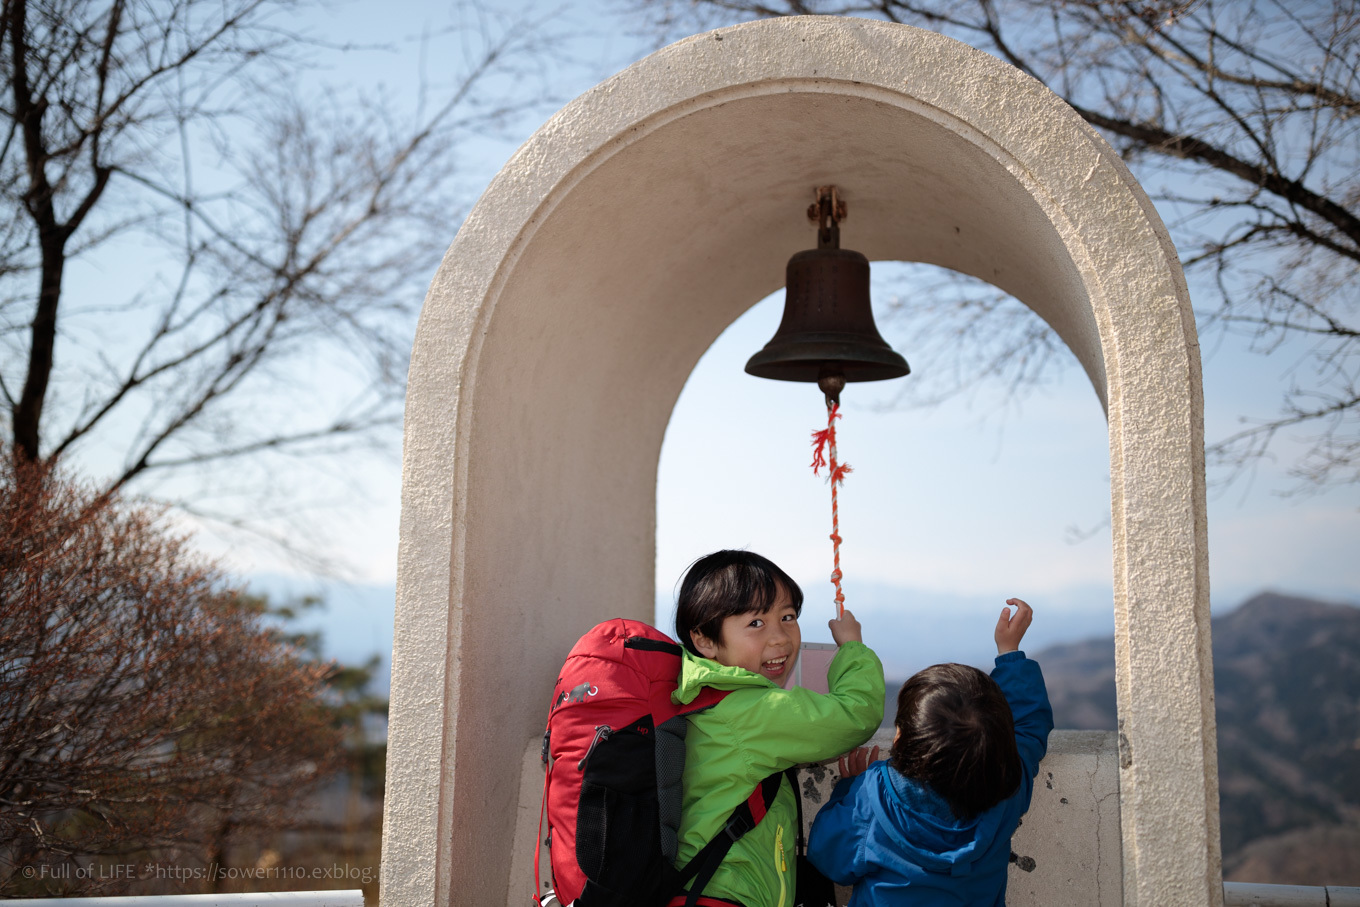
[745,187,909,402]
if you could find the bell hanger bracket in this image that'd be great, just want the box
[810,186,848,406]
[807,185,848,251]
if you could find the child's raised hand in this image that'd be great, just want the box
[837,745,880,780]
[994,598,1033,654]
[830,609,863,646]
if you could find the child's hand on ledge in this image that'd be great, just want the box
[995,598,1033,655]
[830,608,863,646]
[837,745,881,780]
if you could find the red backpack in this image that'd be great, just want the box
[536,619,784,907]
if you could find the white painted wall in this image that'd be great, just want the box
[387,16,1216,906]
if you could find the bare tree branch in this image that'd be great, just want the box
[634,0,1360,487]
[2,0,561,548]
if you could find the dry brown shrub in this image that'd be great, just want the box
[0,454,344,896]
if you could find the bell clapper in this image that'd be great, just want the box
[817,369,846,409]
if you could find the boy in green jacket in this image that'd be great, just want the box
[671,550,886,907]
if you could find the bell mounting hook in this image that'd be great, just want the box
[807,185,847,250]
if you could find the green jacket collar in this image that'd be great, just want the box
[673,647,776,705]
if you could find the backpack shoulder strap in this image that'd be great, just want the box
[677,770,784,907]
[784,767,808,855]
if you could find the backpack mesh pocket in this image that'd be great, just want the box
[576,722,670,905]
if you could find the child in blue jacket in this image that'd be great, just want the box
[807,599,1053,906]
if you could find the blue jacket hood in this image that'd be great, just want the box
[866,762,1008,875]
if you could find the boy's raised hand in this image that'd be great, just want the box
[830,608,863,646]
[994,598,1033,654]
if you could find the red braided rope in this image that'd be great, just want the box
[811,402,852,618]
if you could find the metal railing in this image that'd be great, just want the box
[1,891,364,907]
[1225,882,1360,906]
[9,882,1360,905]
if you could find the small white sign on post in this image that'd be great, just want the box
[792,642,838,694]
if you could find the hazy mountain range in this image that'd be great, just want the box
[1034,592,1360,884]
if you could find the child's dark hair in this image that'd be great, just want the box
[675,550,803,655]
[890,664,1021,820]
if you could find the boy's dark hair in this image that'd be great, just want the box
[890,663,1021,820]
[675,550,803,655]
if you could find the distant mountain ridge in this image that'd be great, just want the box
[1033,591,1360,881]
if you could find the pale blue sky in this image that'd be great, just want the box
[164,0,1360,674]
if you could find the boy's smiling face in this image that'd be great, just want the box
[691,586,801,686]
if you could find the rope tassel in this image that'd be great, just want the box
[810,403,851,618]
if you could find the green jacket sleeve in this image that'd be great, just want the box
[723,641,885,775]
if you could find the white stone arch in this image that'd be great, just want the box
[383,16,1218,907]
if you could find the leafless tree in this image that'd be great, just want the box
[0,454,344,896]
[1,0,554,543]
[636,0,1360,488]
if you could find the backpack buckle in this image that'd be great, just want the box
[723,811,755,842]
